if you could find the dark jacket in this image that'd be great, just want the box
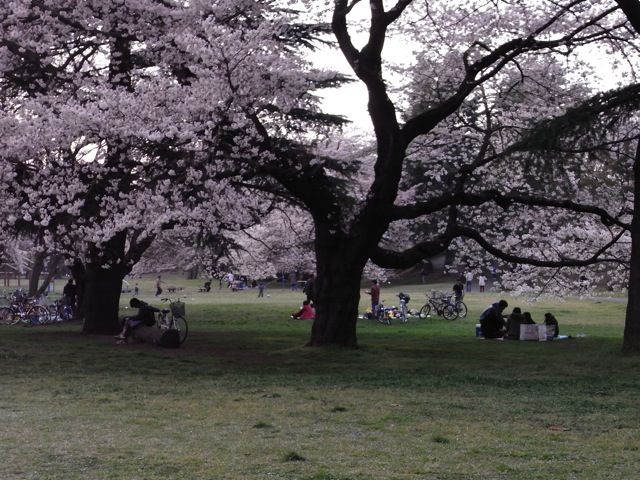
[505,312,524,339]
[544,314,559,337]
[63,282,77,298]
[136,302,160,326]
[303,277,316,302]
[480,303,506,338]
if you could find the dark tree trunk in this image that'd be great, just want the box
[308,231,369,347]
[35,254,62,297]
[623,140,640,353]
[28,251,46,297]
[70,261,87,322]
[81,265,125,334]
[187,265,199,280]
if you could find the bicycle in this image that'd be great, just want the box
[375,292,411,325]
[418,291,461,321]
[47,299,74,323]
[157,298,188,344]
[0,296,49,325]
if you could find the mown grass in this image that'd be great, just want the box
[0,282,638,479]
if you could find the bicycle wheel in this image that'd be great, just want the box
[454,301,468,319]
[418,303,431,319]
[47,305,60,322]
[442,304,458,321]
[0,307,16,325]
[376,308,390,325]
[171,316,188,344]
[60,305,74,321]
[26,305,49,325]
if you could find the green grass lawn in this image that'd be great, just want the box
[1,281,638,479]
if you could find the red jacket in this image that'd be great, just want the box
[292,304,315,320]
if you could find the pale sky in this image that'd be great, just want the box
[307,3,625,137]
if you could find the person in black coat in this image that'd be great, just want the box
[479,299,508,339]
[505,307,524,340]
[63,279,77,308]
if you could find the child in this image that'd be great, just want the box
[291,300,315,320]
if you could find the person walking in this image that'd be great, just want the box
[155,275,164,297]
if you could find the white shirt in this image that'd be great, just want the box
[478,275,487,286]
[465,272,474,282]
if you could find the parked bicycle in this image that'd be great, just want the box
[418,291,467,320]
[375,292,411,325]
[47,299,74,323]
[158,298,188,344]
[0,295,49,325]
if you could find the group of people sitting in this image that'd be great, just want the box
[479,299,560,340]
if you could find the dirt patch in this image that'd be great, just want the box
[23,327,288,366]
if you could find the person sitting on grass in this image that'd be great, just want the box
[114,298,159,344]
[505,307,524,340]
[522,311,536,324]
[479,299,508,339]
[291,300,315,320]
[544,312,560,337]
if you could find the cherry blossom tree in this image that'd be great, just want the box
[246,0,632,347]
[0,0,345,333]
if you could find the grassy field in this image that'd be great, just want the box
[1,279,638,479]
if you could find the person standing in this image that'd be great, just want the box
[155,275,163,297]
[420,261,432,284]
[257,281,265,298]
[465,271,474,292]
[62,279,77,309]
[290,271,298,291]
[452,281,464,301]
[478,274,487,293]
[365,279,381,317]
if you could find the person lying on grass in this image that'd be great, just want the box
[114,298,159,344]
[291,300,315,320]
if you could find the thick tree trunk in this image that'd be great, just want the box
[35,254,62,297]
[70,261,87,322]
[28,251,46,297]
[81,266,125,334]
[623,140,640,353]
[308,233,369,347]
[187,265,199,280]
